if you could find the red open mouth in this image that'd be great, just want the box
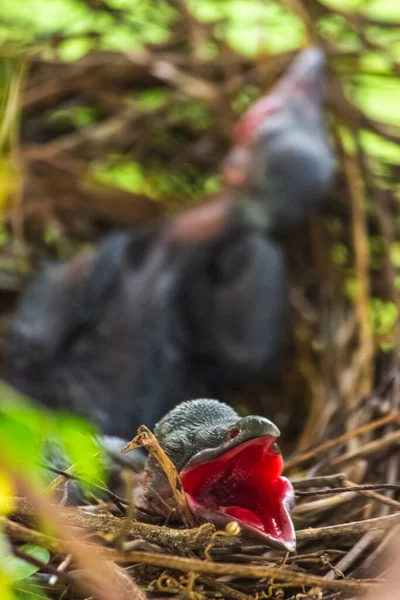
[180,435,295,551]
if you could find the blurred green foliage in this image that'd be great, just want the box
[0,0,175,54]
[0,57,25,215]
[1,544,50,582]
[369,297,398,336]
[0,382,104,489]
[0,383,105,599]
[93,156,221,207]
[1,0,400,199]
[0,538,50,599]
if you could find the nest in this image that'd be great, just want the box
[3,371,399,600]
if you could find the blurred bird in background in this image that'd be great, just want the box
[3,48,334,440]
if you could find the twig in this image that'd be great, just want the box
[344,479,400,510]
[297,512,400,542]
[122,426,196,528]
[293,474,347,489]
[296,483,400,496]
[343,150,374,399]
[294,491,357,517]
[12,498,216,552]
[2,517,67,554]
[106,549,379,592]
[324,531,382,581]
[113,471,141,551]
[285,413,400,470]
[198,575,249,600]
[44,463,128,514]
[330,429,400,468]
[49,553,72,586]
[351,525,400,579]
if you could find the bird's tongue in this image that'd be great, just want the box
[219,474,294,541]
[221,506,264,530]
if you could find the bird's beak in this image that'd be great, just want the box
[223,47,326,187]
[275,46,326,117]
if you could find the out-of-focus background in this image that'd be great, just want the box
[0,3,400,599]
[0,0,399,449]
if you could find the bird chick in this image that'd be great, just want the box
[141,398,296,551]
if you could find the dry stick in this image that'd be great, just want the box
[296,483,400,496]
[295,342,328,452]
[376,191,400,362]
[5,514,244,596]
[13,498,216,552]
[122,425,196,528]
[303,482,400,579]
[328,125,370,458]
[49,553,72,586]
[106,549,377,593]
[292,474,346,489]
[324,531,382,581]
[351,525,400,579]
[2,516,67,553]
[198,575,249,600]
[295,436,400,516]
[294,491,357,516]
[284,412,400,470]
[296,512,400,542]
[7,57,28,252]
[346,388,400,589]
[352,491,400,511]
[344,151,374,399]
[356,130,400,368]
[380,376,400,515]
[44,463,128,513]
[330,429,400,469]
[325,402,400,586]
[344,480,400,511]
[113,471,138,550]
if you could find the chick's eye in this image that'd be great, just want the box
[230,428,240,439]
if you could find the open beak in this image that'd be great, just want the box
[274,46,325,116]
[223,47,326,187]
[180,434,296,551]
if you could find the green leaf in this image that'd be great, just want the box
[0,545,50,582]
[57,415,105,488]
[14,581,49,600]
[331,243,349,266]
[58,38,94,62]
[0,472,14,515]
[356,75,400,127]
[0,384,54,482]
[0,571,15,600]
[369,298,398,335]
[390,242,400,267]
